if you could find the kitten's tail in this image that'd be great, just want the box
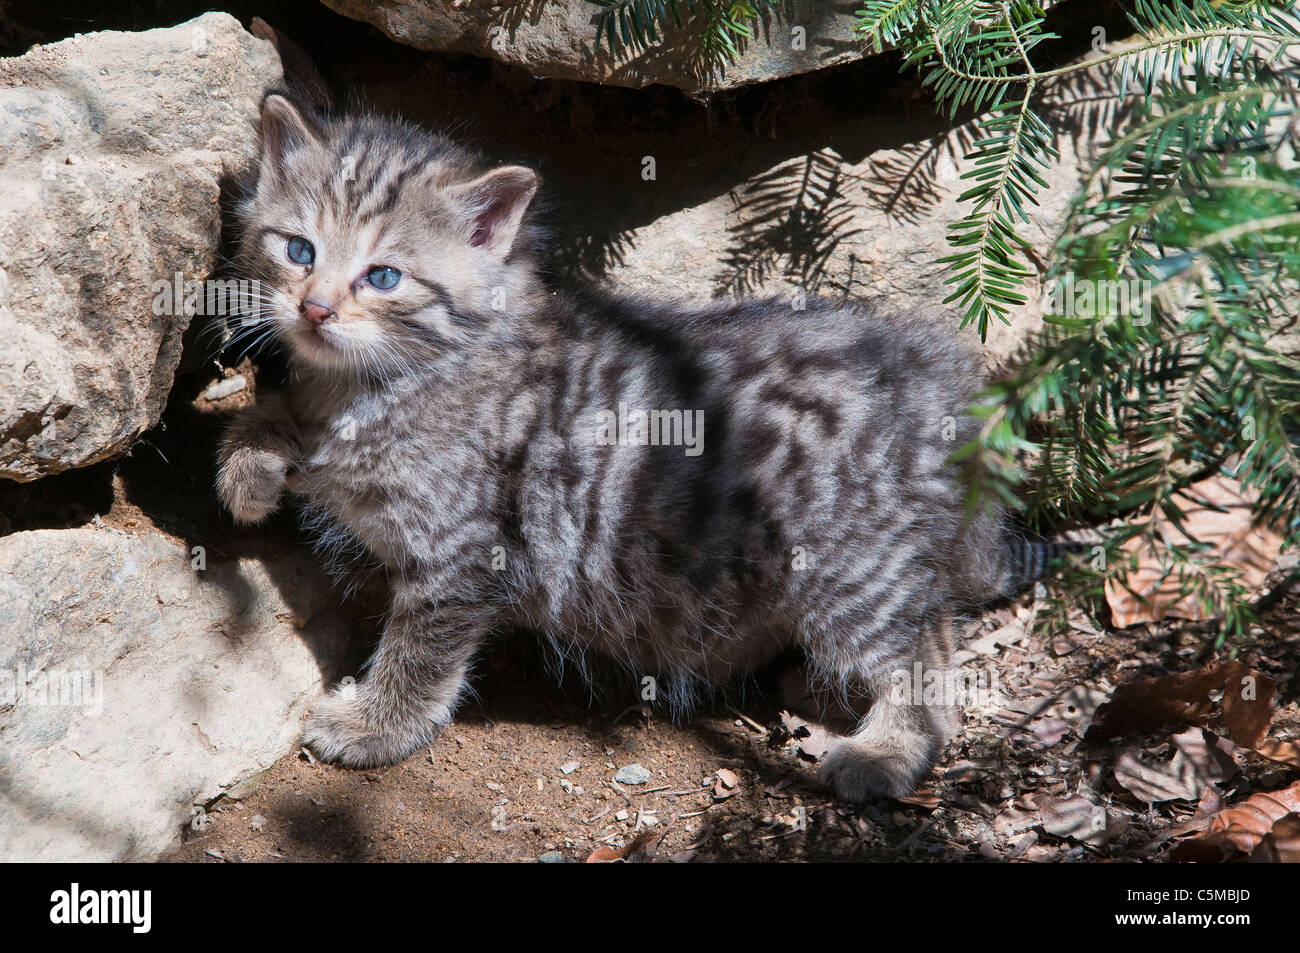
[955,512,1083,604]
[1000,536,1082,595]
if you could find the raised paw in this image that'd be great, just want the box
[302,681,445,769]
[216,447,290,525]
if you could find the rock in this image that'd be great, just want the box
[0,526,353,861]
[596,136,1087,367]
[614,763,651,785]
[200,376,248,402]
[318,0,863,92]
[559,760,579,775]
[538,850,564,863]
[0,13,282,481]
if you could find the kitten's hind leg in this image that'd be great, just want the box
[304,583,492,768]
[815,621,959,802]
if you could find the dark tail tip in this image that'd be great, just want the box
[1004,538,1082,593]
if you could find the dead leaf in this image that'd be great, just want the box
[713,768,740,799]
[763,779,794,799]
[1016,717,1072,748]
[1250,738,1300,768]
[1037,794,1116,844]
[1049,684,1111,727]
[1175,726,1241,777]
[1249,813,1300,863]
[966,619,1027,655]
[1222,669,1277,749]
[585,829,658,863]
[1195,785,1226,819]
[1112,728,1238,803]
[1006,831,1038,860]
[779,710,833,761]
[897,790,941,809]
[1085,661,1274,748]
[1170,781,1300,861]
[1105,476,1283,627]
[1114,750,1201,802]
[1051,634,1080,656]
[993,806,1040,838]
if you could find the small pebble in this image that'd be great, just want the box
[200,375,247,401]
[538,851,564,863]
[614,763,651,785]
[560,761,580,775]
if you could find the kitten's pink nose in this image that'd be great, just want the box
[300,299,336,325]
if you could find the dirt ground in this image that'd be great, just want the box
[161,594,1300,864]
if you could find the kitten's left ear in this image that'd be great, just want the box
[451,166,539,259]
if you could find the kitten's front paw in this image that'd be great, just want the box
[821,739,932,802]
[217,448,290,524]
[302,681,445,769]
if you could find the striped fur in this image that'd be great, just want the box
[216,96,1027,800]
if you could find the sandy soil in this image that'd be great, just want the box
[162,596,1300,864]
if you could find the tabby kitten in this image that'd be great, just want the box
[218,94,1027,800]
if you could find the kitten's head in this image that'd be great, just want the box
[237,94,541,375]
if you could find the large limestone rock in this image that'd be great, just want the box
[320,0,864,92]
[0,13,282,481]
[0,526,353,862]
[597,135,1083,366]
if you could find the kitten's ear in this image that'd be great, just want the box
[259,94,321,176]
[451,166,539,259]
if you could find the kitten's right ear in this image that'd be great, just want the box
[259,94,321,176]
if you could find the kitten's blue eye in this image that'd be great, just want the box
[286,236,314,265]
[366,266,401,291]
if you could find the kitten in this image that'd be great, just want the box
[217,94,1035,800]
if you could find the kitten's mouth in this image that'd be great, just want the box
[293,322,339,353]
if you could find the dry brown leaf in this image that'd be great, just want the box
[1050,684,1111,726]
[1113,728,1239,803]
[1085,661,1275,748]
[1114,751,1201,803]
[1170,780,1300,861]
[779,710,834,761]
[1105,476,1283,627]
[1249,813,1300,862]
[713,768,740,799]
[1173,726,1242,777]
[897,790,942,809]
[1194,785,1226,819]
[1038,794,1119,844]
[1016,717,1072,749]
[966,619,1027,655]
[1250,738,1300,768]
[585,829,657,863]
